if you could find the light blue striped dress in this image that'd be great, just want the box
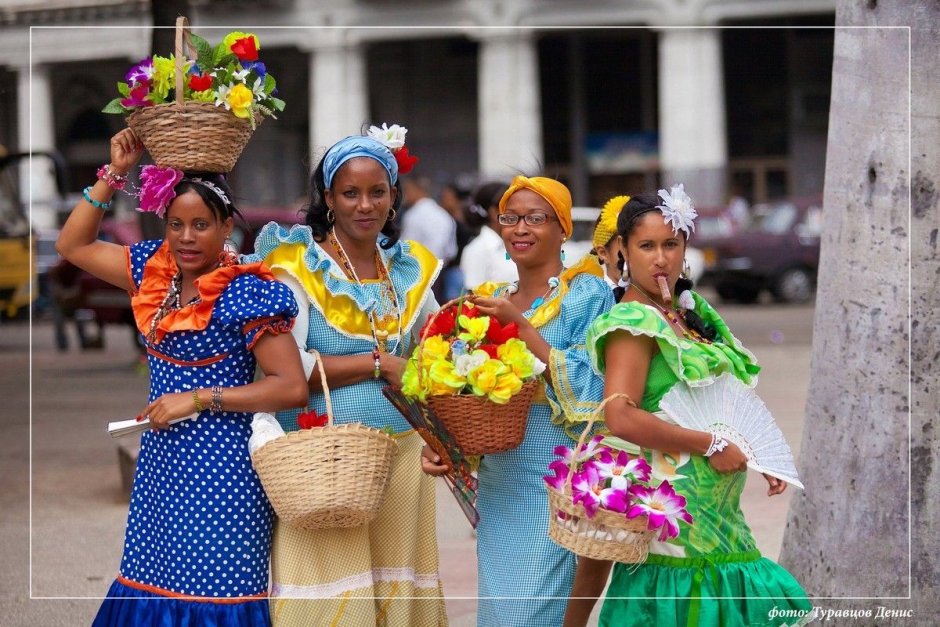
[475,271,613,627]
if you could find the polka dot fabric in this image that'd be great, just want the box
[94,239,298,626]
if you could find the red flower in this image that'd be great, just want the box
[420,301,479,339]
[188,73,213,92]
[478,343,500,359]
[230,37,259,61]
[486,318,519,345]
[394,146,419,175]
[297,410,329,429]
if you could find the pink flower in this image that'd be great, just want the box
[571,465,630,518]
[121,84,153,109]
[550,435,606,473]
[594,449,653,490]
[138,165,183,218]
[542,464,570,491]
[125,58,153,87]
[627,481,694,541]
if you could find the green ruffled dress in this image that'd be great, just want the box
[586,292,812,627]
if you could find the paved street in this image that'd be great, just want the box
[1,292,814,626]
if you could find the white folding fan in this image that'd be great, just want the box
[658,372,804,489]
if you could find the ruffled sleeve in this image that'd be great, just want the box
[586,292,760,388]
[215,272,298,351]
[125,239,163,293]
[544,273,615,428]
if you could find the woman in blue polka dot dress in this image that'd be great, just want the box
[56,128,309,626]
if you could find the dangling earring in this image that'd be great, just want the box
[505,252,511,260]
[326,207,335,224]
[387,208,397,223]
[560,249,566,262]
[218,238,238,267]
[682,258,691,279]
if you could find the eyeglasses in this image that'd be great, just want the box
[497,212,555,227]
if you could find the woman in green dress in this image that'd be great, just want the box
[565,188,812,627]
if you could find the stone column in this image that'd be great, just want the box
[16,62,59,229]
[657,28,727,206]
[476,30,543,178]
[307,34,369,158]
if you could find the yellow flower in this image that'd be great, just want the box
[223,32,261,54]
[190,89,215,103]
[472,281,501,298]
[226,83,254,119]
[497,338,536,379]
[457,314,490,343]
[427,359,467,396]
[467,359,522,404]
[401,358,430,402]
[421,335,451,362]
[151,55,178,99]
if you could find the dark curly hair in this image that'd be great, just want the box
[304,155,402,249]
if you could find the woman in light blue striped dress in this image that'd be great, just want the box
[462,176,614,626]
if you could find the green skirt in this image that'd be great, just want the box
[598,550,813,627]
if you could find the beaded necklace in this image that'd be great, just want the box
[327,229,402,353]
[506,275,561,310]
[147,271,201,343]
[629,282,711,344]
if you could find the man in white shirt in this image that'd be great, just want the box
[401,177,458,265]
[461,181,518,289]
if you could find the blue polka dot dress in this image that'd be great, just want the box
[93,240,298,627]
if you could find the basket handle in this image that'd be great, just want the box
[414,295,472,385]
[563,393,638,488]
[173,16,198,107]
[308,349,335,427]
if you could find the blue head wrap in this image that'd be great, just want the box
[322,136,398,188]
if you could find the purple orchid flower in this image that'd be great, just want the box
[627,481,694,541]
[120,84,152,109]
[571,465,630,518]
[125,58,154,87]
[138,165,184,218]
[542,465,570,491]
[594,449,653,490]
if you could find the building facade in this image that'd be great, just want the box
[0,0,835,228]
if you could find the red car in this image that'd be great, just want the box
[698,197,823,304]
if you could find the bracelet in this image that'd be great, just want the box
[192,389,205,413]
[704,433,729,457]
[372,348,382,379]
[82,186,112,210]
[210,385,223,414]
[96,164,128,190]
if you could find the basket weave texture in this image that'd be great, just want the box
[417,297,535,455]
[125,17,261,173]
[545,393,656,563]
[251,350,398,530]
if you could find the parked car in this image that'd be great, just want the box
[55,205,300,348]
[699,197,823,303]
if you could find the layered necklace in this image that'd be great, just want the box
[629,281,711,343]
[506,272,562,310]
[147,271,200,343]
[328,229,402,354]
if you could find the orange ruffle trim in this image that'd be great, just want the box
[131,241,277,345]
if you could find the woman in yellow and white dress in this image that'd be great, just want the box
[246,126,447,626]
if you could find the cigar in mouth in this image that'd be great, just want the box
[656,275,672,304]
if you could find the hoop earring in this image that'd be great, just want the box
[326,208,335,224]
[387,208,397,223]
[682,258,691,279]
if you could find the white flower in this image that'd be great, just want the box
[656,183,697,238]
[215,83,232,109]
[678,290,695,311]
[367,123,408,151]
[531,357,547,376]
[232,66,251,82]
[455,351,488,377]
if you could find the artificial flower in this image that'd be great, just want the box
[678,290,695,311]
[427,359,467,396]
[188,72,212,92]
[393,145,419,175]
[421,335,452,362]
[297,410,329,429]
[401,359,430,402]
[549,435,606,474]
[190,89,216,103]
[497,337,545,379]
[367,123,407,150]
[226,83,254,119]
[125,58,154,87]
[454,350,488,377]
[150,55,180,99]
[242,61,267,82]
[457,314,491,343]
[627,481,694,541]
[543,464,570,491]
[138,165,183,218]
[121,85,152,109]
[656,183,698,238]
[229,35,260,61]
[466,359,522,404]
[594,449,652,491]
[477,343,500,359]
[485,318,519,345]
[472,282,501,298]
[571,465,629,517]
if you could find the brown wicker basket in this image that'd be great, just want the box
[545,394,657,563]
[417,297,535,455]
[251,350,398,530]
[126,17,262,173]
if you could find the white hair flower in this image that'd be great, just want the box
[367,123,408,151]
[678,290,695,312]
[656,183,697,238]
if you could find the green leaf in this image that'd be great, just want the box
[189,33,214,72]
[101,98,127,114]
[264,73,276,93]
[117,81,130,97]
[270,97,286,112]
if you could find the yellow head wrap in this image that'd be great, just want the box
[593,195,631,249]
[498,175,573,237]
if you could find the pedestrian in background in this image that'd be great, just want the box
[459,180,518,289]
[592,194,631,293]
[439,180,475,300]
[57,128,308,626]
[247,126,448,626]
[424,175,613,626]
[401,176,457,301]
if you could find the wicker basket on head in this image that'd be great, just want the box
[251,350,398,530]
[546,394,656,563]
[127,17,262,173]
[418,297,535,455]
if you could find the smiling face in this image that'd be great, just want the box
[620,212,687,299]
[326,157,397,245]
[499,188,566,269]
[165,191,233,278]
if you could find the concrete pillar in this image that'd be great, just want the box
[476,30,543,178]
[307,35,369,157]
[17,63,59,229]
[657,28,727,206]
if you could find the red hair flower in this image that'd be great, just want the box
[394,146,419,175]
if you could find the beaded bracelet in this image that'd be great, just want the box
[192,389,205,413]
[82,186,112,211]
[96,164,128,190]
[210,385,223,414]
[372,348,382,379]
